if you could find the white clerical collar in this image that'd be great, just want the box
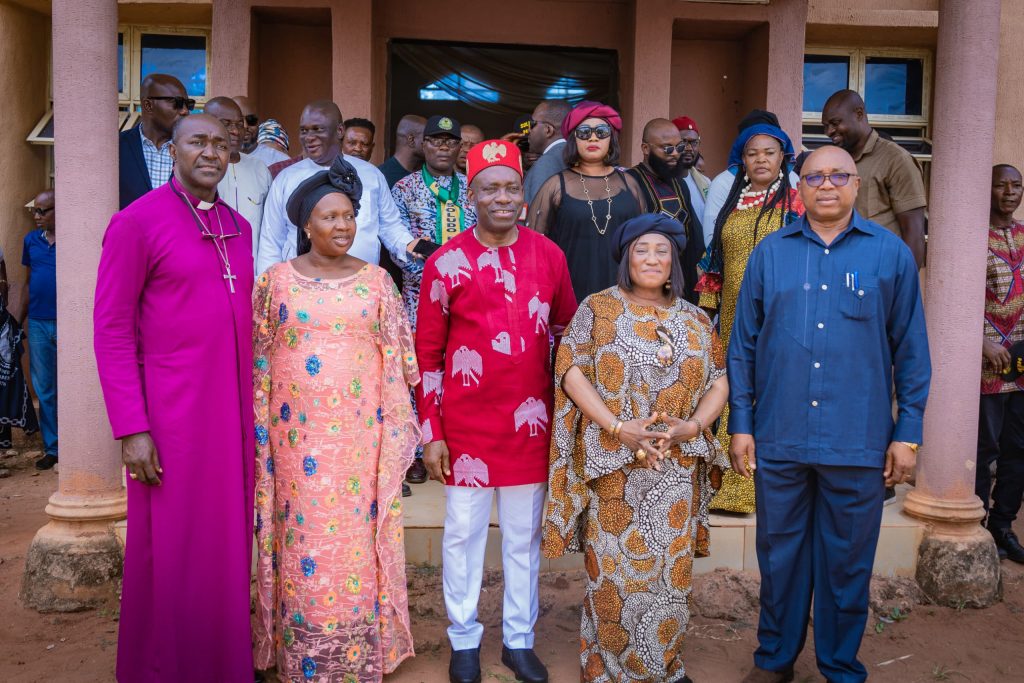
[197,200,216,211]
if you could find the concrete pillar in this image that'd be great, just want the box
[210,0,252,97]
[331,0,373,120]
[21,0,126,612]
[902,0,1002,608]
[623,0,673,166]
[766,0,808,150]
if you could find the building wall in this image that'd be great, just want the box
[254,17,333,155]
[0,2,50,302]
[670,38,747,175]
[994,0,1024,172]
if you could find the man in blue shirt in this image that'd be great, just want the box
[728,145,930,683]
[21,189,58,470]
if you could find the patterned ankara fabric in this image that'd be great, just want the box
[391,170,476,328]
[252,262,420,681]
[983,220,1024,394]
[542,287,728,682]
[415,226,577,488]
[699,190,803,513]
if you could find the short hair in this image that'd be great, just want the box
[343,118,375,136]
[616,236,686,301]
[539,99,572,129]
[563,128,621,167]
[994,163,1021,175]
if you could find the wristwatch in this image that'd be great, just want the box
[899,442,919,453]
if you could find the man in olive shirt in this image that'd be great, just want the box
[822,89,927,267]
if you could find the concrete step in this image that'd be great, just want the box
[402,480,925,577]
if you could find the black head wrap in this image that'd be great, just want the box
[286,156,363,231]
[611,214,687,263]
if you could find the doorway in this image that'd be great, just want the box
[253,7,333,156]
[386,39,619,153]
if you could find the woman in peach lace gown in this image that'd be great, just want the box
[252,158,421,682]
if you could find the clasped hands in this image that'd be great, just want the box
[617,413,701,471]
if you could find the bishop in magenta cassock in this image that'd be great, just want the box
[94,114,255,682]
[415,140,577,683]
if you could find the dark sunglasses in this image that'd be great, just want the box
[147,96,196,112]
[31,206,54,216]
[656,139,701,155]
[574,123,612,141]
[244,114,258,127]
[802,172,857,188]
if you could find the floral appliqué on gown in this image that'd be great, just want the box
[252,262,420,682]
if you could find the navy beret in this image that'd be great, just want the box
[611,213,687,263]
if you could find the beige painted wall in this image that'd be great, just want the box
[254,19,332,156]
[994,0,1024,172]
[0,2,49,303]
[670,38,747,175]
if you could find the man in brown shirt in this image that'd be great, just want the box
[822,89,927,267]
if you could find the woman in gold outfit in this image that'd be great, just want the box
[544,214,730,683]
[696,123,803,514]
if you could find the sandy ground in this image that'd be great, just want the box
[2,447,1024,683]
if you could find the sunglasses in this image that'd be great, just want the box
[31,206,54,216]
[802,172,857,188]
[244,114,258,127]
[574,124,612,141]
[147,96,196,112]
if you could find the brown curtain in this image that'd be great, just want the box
[390,41,619,117]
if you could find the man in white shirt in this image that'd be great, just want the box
[257,100,419,275]
[205,97,273,263]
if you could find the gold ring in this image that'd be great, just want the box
[129,472,138,480]
[635,449,647,460]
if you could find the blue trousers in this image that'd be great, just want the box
[753,458,884,683]
[27,318,57,456]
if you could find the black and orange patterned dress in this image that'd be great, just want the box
[543,287,729,682]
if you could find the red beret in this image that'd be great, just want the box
[465,139,523,186]
[672,116,699,134]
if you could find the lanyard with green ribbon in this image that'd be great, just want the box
[422,167,464,244]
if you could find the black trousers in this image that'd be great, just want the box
[976,391,1024,530]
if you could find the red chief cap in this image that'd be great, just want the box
[465,139,523,186]
[672,116,700,134]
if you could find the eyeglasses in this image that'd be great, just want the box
[30,207,54,216]
[244,114,258,127]
[574,124,612,141]
[802,172,858,188]
[147,96,196,112]
[425,136,460,149]
[218,119,244,132]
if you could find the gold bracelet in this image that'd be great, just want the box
[611,420,623,438]
[687,415,705,433]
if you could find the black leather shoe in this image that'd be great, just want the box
[35,454,58,470]
[406,459,428,484]
[990,526,1024,563]
[402,482,412,498]
[501,646,548,683]
[449,647,481,683]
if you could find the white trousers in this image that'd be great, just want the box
[442,483,546,651]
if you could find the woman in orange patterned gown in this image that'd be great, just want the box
[544,214,730,683]
[252,158,421,682]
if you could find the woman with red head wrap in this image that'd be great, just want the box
[527,101,642,301]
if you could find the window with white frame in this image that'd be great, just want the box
[802,47,933,163]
